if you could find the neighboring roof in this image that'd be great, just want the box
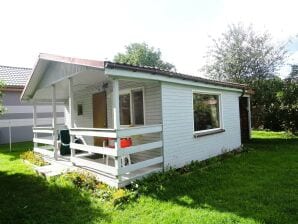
[0,65,32,88]
[105,62,249,90]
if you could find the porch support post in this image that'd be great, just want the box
[112,79,120,130]
[33,102,37,149]
[52,84,58,160]
[112,79,121,174]
[68,78,75,157]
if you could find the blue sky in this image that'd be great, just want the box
[0,0,297,77]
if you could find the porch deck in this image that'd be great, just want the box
[33,124,164,187]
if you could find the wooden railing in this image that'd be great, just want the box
[33,127,56,157]
[116,125,163,178]
[68,124,163,185]
[69,128,118,176]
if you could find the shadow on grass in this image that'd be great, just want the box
[139,138,298,224]
[0,171,109,224]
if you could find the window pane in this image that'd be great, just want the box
[193,93,220,131]
[77,104,83,116]
[120,94,131,125]
[132,90,144,125]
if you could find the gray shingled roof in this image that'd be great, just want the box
[0,65,32,87]
[105,62,248,90]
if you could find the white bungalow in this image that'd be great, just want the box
[21,53,252,187]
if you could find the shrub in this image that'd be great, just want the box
[64,171,97,191]
[111,188,137,208]
[137,146,249,194]
[61,171,136,207]
[20,151,48,166]
[94,183,113,202]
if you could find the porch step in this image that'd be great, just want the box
[35,164,73,177]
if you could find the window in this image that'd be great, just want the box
[119,93,131,125]
[193,93,220,132]
[132,89,144,125]
[77,104,83,116]
[119,88,144,126]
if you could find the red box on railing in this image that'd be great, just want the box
[107,138,132,149]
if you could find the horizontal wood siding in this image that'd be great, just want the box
[65,79,162,162]
[116,80,162,162]
[161,83,241,169]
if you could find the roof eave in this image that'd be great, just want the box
[39,53,105,69]
[105,62,249,91]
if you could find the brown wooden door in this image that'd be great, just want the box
[239,97,249,143]
[92,91,107,146]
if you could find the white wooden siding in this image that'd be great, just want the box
[161,82,242,169]
[116,80,162,162]
[64,79,163,160]
[65,85,98,145]
[106,80,162,128]
[37,62,88,90]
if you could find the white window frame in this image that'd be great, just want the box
[192,90,224,134]
[119,87,146,127]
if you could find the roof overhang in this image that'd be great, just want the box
[21,53,105,101]
[21,53,252,102]
[105,62,251,93]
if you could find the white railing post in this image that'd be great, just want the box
[69,77,75,158]
[33,102,37,149]
[112,79,121,173]
[114,139,121,175]
[112,79,120,130]
[52,84,58,159]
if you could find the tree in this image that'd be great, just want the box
[286,65,298,83]
[203,24,289,130]
[203,24,287,83]
[0,80,5,115]
[114,42,176,71]
[278,67,298,133]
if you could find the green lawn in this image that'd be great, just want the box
[0,131,297,224]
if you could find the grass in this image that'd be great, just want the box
[0,131,297,224]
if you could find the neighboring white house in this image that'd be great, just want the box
[0,65,64,144]
[21,53,251,187]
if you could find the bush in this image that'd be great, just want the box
[250,78,298,134]
[63,171,98,191]
[137,146,249,194]
[20,151,48,166]
[111,189,137,207]
[277,82,298,133]
[61,171,136,207]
